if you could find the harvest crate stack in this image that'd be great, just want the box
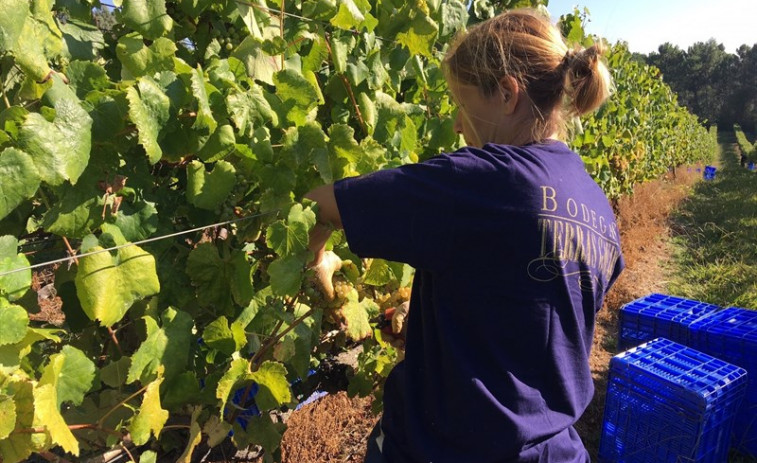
[598,338,748,463]
[689,307,757,456]
[617,293,722,350]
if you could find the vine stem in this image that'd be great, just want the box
[15,423,122,438]
[323,36,368,135]
[61,237,79,265]
[0,83,10,109]
[229,297,316,424]
[97,384,149,428]
[280,0,286,70]
[120,443,137,462]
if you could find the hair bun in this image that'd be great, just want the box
[564,44,610,115]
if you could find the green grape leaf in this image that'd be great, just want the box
[186,159,236,210]
[38,346,95,408]
[273,69,320,125]
[328,123,362,178]
[362,258,395,286]
[267,254,306,297]
[32,383,78,455]
[216,357,250,413]
[100,357,131,388]
[86,90,130,144]
[112,200,159,242]
[0,300,29,346]
[226,85,278,137]
[240,413,284,455]
[59,18,105,61]
[0,394,15,440]
[0,148,39,223]
[250,361,290,410]
[186,243,253,311]
[0,0,28,51]
[374,92,417,154]
[439,1,467,38]
[127,308,194,384]
[129,376,168,445]
[19,97,92,187]
[162,372,202,410]
[328,34,351,74]
[190,66,217,133]
[265,203,316,257]
[0,236,32,302]
[232,37,278,86]
[178,0,213,17]
[75,245,160,327]
[139,450,158,463]
[196,124,236,162]
[396,13,438,58]
[331,0,364,30]
[203,316,246,355]
[41,175,103,239]
[121,0,173,40]
[330,0,376,31]
[66,61,110,100]
[117,35,177,79]
[285,122,331,183]
[127,76,171,164]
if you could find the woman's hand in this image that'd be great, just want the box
[381,301,409,349]
[309,250,343,300]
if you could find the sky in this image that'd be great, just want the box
[545,0,757,55]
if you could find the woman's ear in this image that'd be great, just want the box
[498,76,519,115]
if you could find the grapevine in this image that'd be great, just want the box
[0,1,714,462]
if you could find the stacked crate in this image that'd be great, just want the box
[618,293,722,350]
[598,338,748,463]
[689,307,757,456]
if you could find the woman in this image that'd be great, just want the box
[306,8,624,463]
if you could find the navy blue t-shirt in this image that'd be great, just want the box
[333,141,624,463]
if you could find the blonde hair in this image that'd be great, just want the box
[443,8,612,140]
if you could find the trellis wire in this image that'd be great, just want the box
[0,210,280,278]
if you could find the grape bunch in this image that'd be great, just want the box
[371,286,411,311]
[206,22,245,56]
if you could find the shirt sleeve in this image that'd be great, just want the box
[333,154,458,270]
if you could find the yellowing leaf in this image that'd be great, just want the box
[203,415,232,448]
[250,361,290,410]
[32,383,79,455]
[75,245,160,327]
[0,394,16,439]
[0,375,35,462]
[176,407,202,463]
[129,377,168,445]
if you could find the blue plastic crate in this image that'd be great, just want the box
[704,165,717,180]
[599,338,748,463]
[689,307,757,457]
[618,293,722,350]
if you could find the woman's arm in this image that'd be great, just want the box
[304,184,344,299]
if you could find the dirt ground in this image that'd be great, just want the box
[271,165,703,463]
[27,165,703,463]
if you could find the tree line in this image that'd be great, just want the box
[633,40,757,136]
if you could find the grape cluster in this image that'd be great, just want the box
[211,24,244,53]
[373,286,411,311]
